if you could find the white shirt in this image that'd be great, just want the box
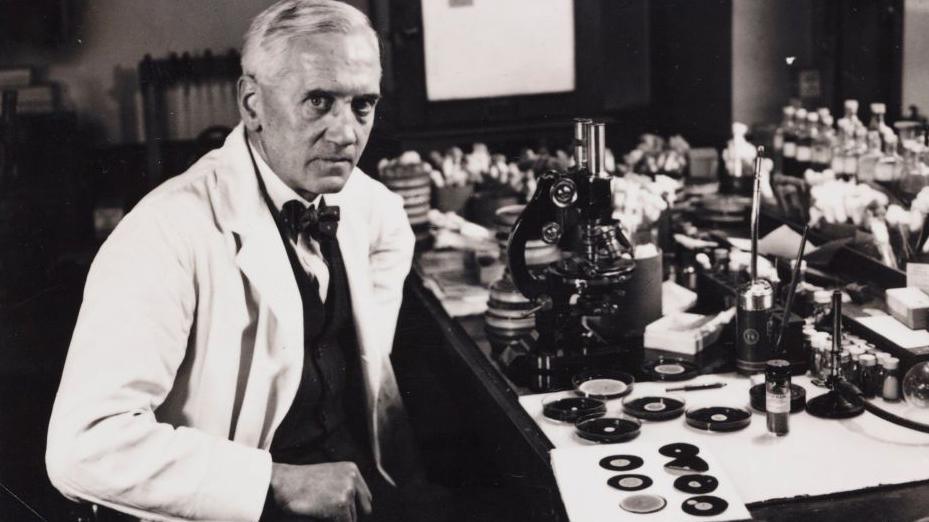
[251,144,330,302]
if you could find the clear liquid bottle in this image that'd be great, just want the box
[874,133,902,186]
[812,113,834,172]
[896,121,929,199]
[840,100,863,135]
[870,103,893,146]
[882,356,901,401]
[858,130,883,183]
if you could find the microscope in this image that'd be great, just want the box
[506,119,637,361]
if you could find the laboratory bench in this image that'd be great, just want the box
[391,221,929,522]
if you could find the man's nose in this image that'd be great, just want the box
[325,106,357,147]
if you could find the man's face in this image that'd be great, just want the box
[252,30,380,199]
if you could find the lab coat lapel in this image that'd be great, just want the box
[332,191,383,409]
[212,125,304,447]
[220,126,303,351]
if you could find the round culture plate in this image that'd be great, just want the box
[685,406,752,432]
[622,395,686,421]
[575,416,641,443]
[572,369,635,400]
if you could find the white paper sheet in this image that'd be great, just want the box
[421,0,575,101]
[551,441,752,522]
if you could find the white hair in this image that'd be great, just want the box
[241,0,378,81]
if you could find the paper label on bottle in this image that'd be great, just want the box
[844,156,858,175]
[796,146,812,162]
[813,147,831,165]
[773,135,784,150]
[831,156,845,174]
[875,162,894,182]
[783,142,796,158]
[766,391,790,413]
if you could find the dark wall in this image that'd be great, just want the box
[650,0,732,148]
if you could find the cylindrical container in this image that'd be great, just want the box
[882,357,901,402]
[810,290,833,327]
[859,354,878,398]
[766,359,792,435]
[875,352,891,384]
[736,279,775,374]
[484,275,536,347]
[381,161,433,246]
[839,351,852,382]
[847,347,863,388]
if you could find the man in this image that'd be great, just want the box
[45,1,415,520]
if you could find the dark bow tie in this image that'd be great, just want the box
[281,199,340,242]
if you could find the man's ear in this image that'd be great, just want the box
[238,75,262,132]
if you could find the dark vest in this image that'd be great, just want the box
[267,227,370,465]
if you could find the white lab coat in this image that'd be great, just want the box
[46,124,415,521]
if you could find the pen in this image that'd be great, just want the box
[665,382,727,392]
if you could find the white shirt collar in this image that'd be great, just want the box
[249,137,321,212]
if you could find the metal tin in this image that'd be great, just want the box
[738,279,774,310]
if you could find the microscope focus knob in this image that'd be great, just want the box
[541,222,562,244]
[551,178,577,208]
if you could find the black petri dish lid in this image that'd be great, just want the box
[541,396,606,423]
[575,416,641,443]
[664,455,710,474]
[607,473,653,492]
[685,406,752,432]
[623,395,686,421]
[659,442,700,458]
[572,369,635,400]
[674,474,719,495]
[599,454,644,472]
[640,357,699,382]
[681,495,729,517]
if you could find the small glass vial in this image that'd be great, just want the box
[847,347,864,388]
[810,290,833,327]
[839,351,852,381]
[766,359,792,436]
[882,357,901,402]
[859,354,878,398]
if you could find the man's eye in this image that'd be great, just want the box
[305,95,331,111]
[352,98,377,117]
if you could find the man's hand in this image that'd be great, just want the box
[270,462,373,521]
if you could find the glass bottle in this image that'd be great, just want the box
[874,133,902,186]
[896,121,929,200]
[841,99,863,133]
[857,130,883,183]
[795,110,813,177]
[882,356,901,401]
[869,103,892,143]
[810,290,833,327]
[859,353,878,398]
[776,106,796,176]
[766,359,791,435]
[832,119,849,177]
[812,113,834,172]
